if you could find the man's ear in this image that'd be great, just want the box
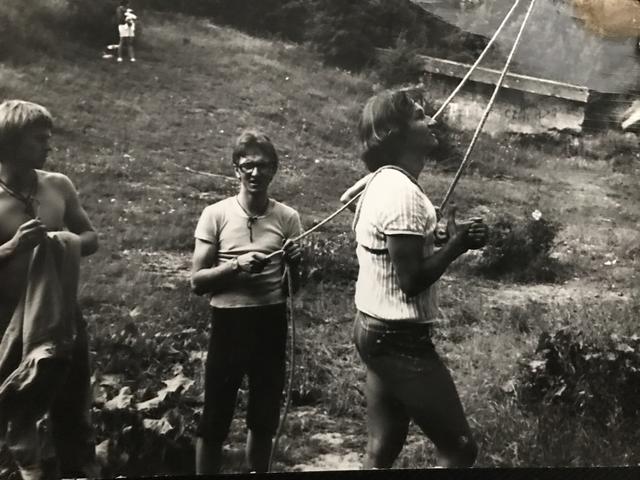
[234,166,241,179]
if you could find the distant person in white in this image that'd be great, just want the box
[116,0,137,62]
[341,89,488,469]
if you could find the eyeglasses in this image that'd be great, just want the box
[236,161,276,174]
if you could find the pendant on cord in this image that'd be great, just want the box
[246,216,258,242]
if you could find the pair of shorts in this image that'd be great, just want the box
[353,311,474,456]
[118,24,135,38]
[196,303,288,442]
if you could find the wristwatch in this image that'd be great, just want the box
[230,257,241,273]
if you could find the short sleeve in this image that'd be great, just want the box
[194,206,218,243]
[284,210,303,239]
[377,176,429,237]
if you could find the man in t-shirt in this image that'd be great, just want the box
[341,89,487,469]
[191,130,302,473]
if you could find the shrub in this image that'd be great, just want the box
[517,328,640,429]
[301,232,358,284]
[306,0,377,70]
[0,0,119,61]
[477,211,564,283]
[0,0,65,61]
[375,35,425,87]
[65,0,119,47]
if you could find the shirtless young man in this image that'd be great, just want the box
[0,100,99,478]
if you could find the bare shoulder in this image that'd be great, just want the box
[37,170,76,195]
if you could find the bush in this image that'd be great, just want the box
[306,0,377,70]
[375,36,424,87]
[0,0,119,61]
[0,0,65,61]
[301,232,358,284]
[477,211,564,283]
[65,0,118,47]
[517,328,640,429]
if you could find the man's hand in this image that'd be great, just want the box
[237,252,270,273]
[9,219,47,254]
[282,239,302,266]
[458,218,488,250]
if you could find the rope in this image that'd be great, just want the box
[439,0,539,211]
[431,0,523,121]
[268,265,296,472]
[265,193,362,260]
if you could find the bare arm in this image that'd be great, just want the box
[388,220,488,297]
[191,238,234,295]
[59,175,98,256]
[190,238,269,296]
[0,219,47,267]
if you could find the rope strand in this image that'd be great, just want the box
[439,0,539,211]
[268,265,296,472]
[431,0,524,121]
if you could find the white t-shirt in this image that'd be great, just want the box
[195,197,302,308]
[353,167,439,322]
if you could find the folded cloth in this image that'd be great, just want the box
[0,232,82,476]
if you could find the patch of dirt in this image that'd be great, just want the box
[292,452,362,472]
[480,279,631,310]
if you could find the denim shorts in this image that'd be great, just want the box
[353,310,474,455]
[354,311,435,371]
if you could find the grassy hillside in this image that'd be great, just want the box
[1,10,640,476]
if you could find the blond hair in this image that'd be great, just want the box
[0,100,53,154]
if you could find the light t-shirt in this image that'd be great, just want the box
[194,196,302,308]
[353,167,439,322]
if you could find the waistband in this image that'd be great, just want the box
[357,310,433,334]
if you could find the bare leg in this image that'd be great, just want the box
[195,437,223,474]
[246,429,272,473]
[363,369,410,469]
[404,354,477,468]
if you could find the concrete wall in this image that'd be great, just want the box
[421,73,585,135]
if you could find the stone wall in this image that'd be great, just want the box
[421,73,586,135]
[417,54,588,135]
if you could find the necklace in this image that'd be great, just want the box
[0,172,39,218]
[235,196,269,242]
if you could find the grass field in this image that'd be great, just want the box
[2,11,640,475]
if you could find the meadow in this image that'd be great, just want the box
[1,11,640,476]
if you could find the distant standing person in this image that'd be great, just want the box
[190,130,302,473]
[0,100,99,479]
[341,89,488,469]
[116,0,136,62]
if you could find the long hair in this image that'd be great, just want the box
[358,89,428,172]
